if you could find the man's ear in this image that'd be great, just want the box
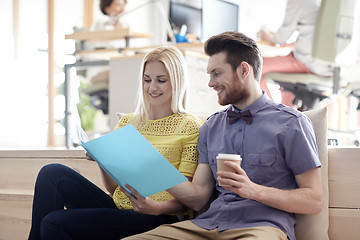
[236,62,251,80]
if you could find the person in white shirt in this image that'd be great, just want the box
[258,0,332,108]
[98,0,127,29]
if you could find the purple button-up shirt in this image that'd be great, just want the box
[191,93,321,240]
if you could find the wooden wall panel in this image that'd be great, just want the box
[0,158,104,193]
[329,208,360,240]
[328,147,360,208]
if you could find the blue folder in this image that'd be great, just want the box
[79,124,187,197]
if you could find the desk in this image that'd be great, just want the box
[65,28,154,50]
[64,29,153,148]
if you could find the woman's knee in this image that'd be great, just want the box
[38,163,70,179]
[40,210,68,239]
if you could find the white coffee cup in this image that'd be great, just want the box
[216,153,242,187]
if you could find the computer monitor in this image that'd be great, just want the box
[202,0,239,42]
[169,0,202,40]
[169,0,239,42]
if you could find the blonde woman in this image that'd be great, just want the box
[28,46,203,240]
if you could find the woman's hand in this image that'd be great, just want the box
[120,184,162,215]
[85,152,95,161]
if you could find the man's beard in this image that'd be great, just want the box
[218,75,250,106]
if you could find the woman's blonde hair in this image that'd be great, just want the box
[133,46,189,126]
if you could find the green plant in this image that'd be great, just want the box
[77,82,99,131]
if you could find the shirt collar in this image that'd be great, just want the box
[228,91,270,115]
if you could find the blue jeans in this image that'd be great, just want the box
[28,163,179,240]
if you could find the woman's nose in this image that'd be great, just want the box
[149,82,158,91]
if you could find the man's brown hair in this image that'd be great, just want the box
[204,31,263,81]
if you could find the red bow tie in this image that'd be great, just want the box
[227,110,253,124]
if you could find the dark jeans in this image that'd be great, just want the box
[28,163,179,240]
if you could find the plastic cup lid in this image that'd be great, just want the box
[216,153,241,160]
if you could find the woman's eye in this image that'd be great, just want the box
[144,78,151,82]
[158,79,167,83]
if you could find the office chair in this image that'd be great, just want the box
[265,0,356,110]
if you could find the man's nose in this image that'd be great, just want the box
[208,77,215,88]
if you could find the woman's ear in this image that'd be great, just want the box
[236,62,251,80]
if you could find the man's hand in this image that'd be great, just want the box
[120,184,162,215]
[217,161,324,215]
[217,161,259,200]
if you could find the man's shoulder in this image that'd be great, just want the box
[198,108,228,133]
[206,108,228,120]
[269,103,303,119]
[258,102,310,129]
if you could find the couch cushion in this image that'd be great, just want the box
[296,107,329,240]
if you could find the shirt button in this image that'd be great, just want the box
[238,129,242,133]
